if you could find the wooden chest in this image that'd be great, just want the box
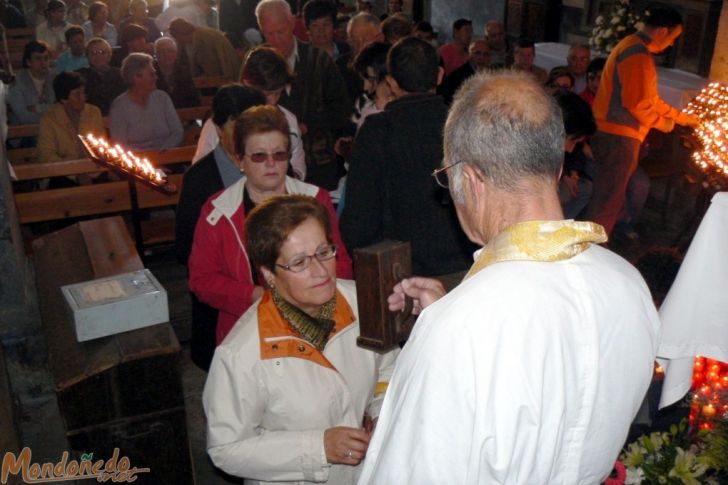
[32,217,194,484]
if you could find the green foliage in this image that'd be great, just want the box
[700,419,728,474]
[619,418,728,484]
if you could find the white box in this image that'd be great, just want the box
[61,269,169,342]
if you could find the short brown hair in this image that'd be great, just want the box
[234,105,290,158]
[241,46,293,91]
[245,195,333,272]
[64,25,84,43]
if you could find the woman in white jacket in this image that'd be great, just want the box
[203,195,397,484]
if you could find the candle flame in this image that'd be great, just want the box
[80,134,167,185]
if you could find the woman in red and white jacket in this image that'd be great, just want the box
[188,105,352,344]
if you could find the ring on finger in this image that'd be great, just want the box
[347,450,353,458]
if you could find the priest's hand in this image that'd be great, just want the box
[324,427,370,465]
[388,277,446,315]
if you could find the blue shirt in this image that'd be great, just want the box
[55,50,89,73]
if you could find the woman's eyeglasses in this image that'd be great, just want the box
[431,160,463,189]
[246,150,290,163]
[276,244,337,273]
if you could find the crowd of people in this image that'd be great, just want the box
[3,0,703,483]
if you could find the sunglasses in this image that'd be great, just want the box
[245,150,290,163]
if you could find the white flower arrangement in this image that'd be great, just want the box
[589,0,646,55]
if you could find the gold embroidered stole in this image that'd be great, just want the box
[465,220,608,280]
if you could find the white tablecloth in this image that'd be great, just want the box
[657,192,728,408]
[534,42,707,109]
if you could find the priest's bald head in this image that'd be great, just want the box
[443,71,565,245]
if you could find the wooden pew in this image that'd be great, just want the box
[5,27,34,53]
[4,29,35,70]
[12,146,196,246]
[5,27,35,41]
[193,76,229,107]
[192,75,231,90]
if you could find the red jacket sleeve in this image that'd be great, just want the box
[316,189,354,279]
[188,201,258,317]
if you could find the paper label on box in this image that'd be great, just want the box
[81,280,128,303]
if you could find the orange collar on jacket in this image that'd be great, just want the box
[257,289,356,370]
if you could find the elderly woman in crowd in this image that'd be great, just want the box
[188,105,352,345]
[193,46,305,179]
[76,37,126,115]
[203,194,396,483]
[8,41,55,126]
[109,52,183,149]
[153,36,201,109]
[38,71,104,165]
[82,1,118,46]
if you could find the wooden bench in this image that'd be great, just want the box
[5,27,35,42]
[5,28,36,69]
[192,75,232,90]
[12,145,196,247]
[193,76,230,107]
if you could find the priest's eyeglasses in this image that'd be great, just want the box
[246,150,290,163]
[432,160,464,189]
[276,244,338,273]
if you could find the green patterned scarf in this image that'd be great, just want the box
[271,288,337,351]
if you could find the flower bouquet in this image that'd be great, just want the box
[589,0,645,55]
[606,414,728,484]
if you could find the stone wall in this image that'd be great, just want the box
[0,84,38,340]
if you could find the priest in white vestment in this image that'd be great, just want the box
[358,71,661,485]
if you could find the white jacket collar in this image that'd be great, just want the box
[207,175,320,224]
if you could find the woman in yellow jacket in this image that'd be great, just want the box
[37,71,106,187]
